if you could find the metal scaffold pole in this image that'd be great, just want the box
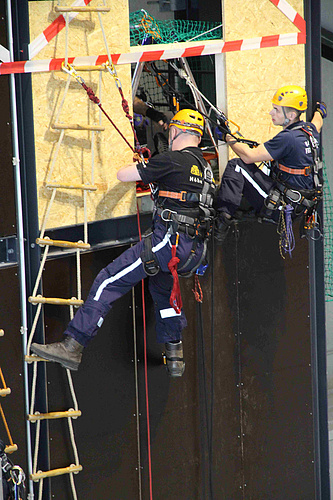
[5,0,34,497]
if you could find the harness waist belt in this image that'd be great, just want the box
[156,208,212,238]
[278,164,312,176]
[274,181,317,208]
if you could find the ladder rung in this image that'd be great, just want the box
[28,296,84,306]
[44,182,97,191]
[25,354,49,364]
[36,238,90,250]
[0,388,11,396]
[52,123,105,131]
[28,410,81,421]
[55,6,110,12]
[63,65,109,72]
[5,444,18,454]
[31,464,82,481]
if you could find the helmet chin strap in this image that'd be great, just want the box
[282,107,290,126]
[168,128,201,150]
[168,129,185,150]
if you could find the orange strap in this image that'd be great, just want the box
[159,190,187,201]
[278,164,312,176]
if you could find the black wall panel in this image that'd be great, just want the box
[0,2,16,237]
[0,266,28,475]
[31,218,317,499]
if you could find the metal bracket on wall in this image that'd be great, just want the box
[0,236,17,265]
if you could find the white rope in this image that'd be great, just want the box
[33,419,41,474]
[29,362,39,415]
[187,23,223,42]
[54,74,72,125]
[38,477,43,500]
[170,62,223,117]
[76,249,81,301]
[67,417,80,465]
[26,303,42,356]
[45,130,65,185]
[69,472,78,500]
[40,187,57,239]
[32,246,50,298]
[91,129,95,185]
[98,11,112,66]
[65,12,69,67]
[84,189,88,244]
[66,370,79,412]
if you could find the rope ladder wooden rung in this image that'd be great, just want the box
[28,410,81,421]
[28,296,84,306]
[30,464,82,482]
[0,388,11,396]
[25,354,49,364]
[44,182,97,191]
[36,238,90,250]
[55,6,110,12]
[52,123,105,131]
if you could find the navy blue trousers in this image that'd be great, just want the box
[65,222,205,346]
[217,158,276,219]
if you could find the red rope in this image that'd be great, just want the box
[80,82,151,160]
[136,203,153,500]
[192,275,203,303]
[167,244,183,314]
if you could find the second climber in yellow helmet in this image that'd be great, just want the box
[215,84,327,245]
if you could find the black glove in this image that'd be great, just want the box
[315,101,327,119]
[146,106,168,125]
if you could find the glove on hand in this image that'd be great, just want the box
[315,101,327,119]
[214,126,226,142]
[146,106,168,125]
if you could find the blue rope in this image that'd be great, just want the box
[281,204,295,257]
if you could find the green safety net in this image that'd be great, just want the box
[323,153,333,301]
[129,10,222,46]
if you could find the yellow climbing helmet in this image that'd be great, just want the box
[272,85,307,111]
[169,109,205,136]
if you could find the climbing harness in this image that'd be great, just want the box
[266,124,324,253]
[140,231,160,276]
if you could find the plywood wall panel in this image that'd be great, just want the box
[224,0,305,148]
[29,1,136,230]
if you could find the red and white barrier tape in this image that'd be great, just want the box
[0,32,306,76]
[269,0,306,33]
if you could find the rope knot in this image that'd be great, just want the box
[168,244,182,314]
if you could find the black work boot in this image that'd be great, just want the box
[31,337,84,371]
[214,212,233,245]
[164,341,185,377]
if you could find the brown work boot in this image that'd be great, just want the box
[164,341,185,377]
[31,337,84,371]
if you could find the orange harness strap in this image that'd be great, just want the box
[158,190,187,201]
[278,164,312,176]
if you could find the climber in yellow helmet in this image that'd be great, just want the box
[215,85,327,245]
[31,109,216,378]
